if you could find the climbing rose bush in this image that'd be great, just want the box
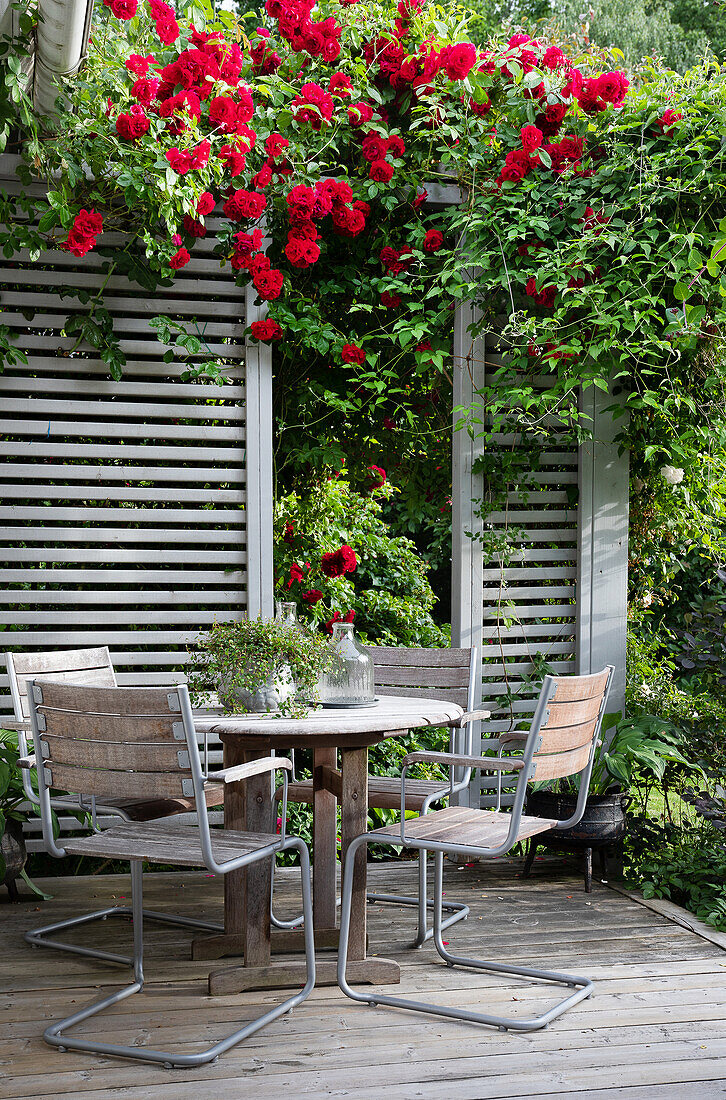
[9,0,726,511]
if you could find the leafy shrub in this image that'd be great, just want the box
[626,815,726,931]
[274,476,450,647]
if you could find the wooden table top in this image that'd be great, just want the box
[194,694,467,749]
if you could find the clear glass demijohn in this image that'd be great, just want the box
[319,621,375,706]
[275,600,298,627]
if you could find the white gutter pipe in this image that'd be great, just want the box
[34,0,95,118]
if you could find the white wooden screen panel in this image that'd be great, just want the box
[452,314,580,806]
[0,160,273,844]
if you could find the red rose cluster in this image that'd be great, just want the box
[60,209,103,257]
[321,544,357,577]
[250,319,283,342]
[380,246,413,275]
[360,129,405,183]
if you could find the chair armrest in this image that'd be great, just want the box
[402,750,525,772]
[206,756,293,785]
[448,708,492,728]
[17,754,36,770]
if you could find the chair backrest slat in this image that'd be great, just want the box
[32,681,194,801]
[529,667,612,783]
[372,647,471,709]
[6,647,116,720]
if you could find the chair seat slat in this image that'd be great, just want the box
[61,819,281,866]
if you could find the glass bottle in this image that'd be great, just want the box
[319,622,375,706]
[275,600,298,627]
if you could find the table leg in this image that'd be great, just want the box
[340,746,368,961]
[192,743,272,962]
[313,745,338,931]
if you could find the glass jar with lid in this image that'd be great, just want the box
[318,622,376,707]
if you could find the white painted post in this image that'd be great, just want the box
[577,381,630,714]
[244,285,275,620]
[451,298,485,805]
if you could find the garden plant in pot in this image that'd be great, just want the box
[524,715,702,892]
[189,616,333,718]
[0,728,50,902]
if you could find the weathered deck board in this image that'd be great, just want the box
[1,859,725,1099]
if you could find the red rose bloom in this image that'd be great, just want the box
[60,208,103,257]
[253,267,284,300]
[369,159,394,182]
[250,319,283,342]
[125,53,156,77]
[381,291,401,308]
[107,0,137,18]
[341,343,366,364]
[348,102,374,127]
[166,148,191,175]
[423,229,444,253]
[596,71,629,106]
[442,42,476,81]
[367,464,386,487]
[287,562,304,588]
[521,124,543,154]
[209,95,238,131]
[265,132,290,158]
[283,521,295,543]
[331,205,366,237]
[542,46,566,70]
[387,134,405,157]
[362,132,388,162]
[302,589,323,605]
[169,247,191,270]
[183,215,206,238]
[197,191,215,215]
[131,76,160,106]
[654,108,683,134]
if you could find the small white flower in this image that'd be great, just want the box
[642,591,653,607]
[641,684,653,696]
[660,464,684,486]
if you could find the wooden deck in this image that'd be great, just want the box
[2,857,726,1099]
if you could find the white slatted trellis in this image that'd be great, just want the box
[451,304,628,808]
[0,158,273,845]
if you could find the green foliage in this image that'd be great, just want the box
[188,618,334,717]
[626,617,726,783]
[552,0,711,73]
[626,816,726,930]
[274,476,450,646]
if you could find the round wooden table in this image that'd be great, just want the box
[193,695,464,995]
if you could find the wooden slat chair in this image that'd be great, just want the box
[6,647,224,961]
[273,647,489,946]
[337,667,614,1032]
[26,680,315,1068]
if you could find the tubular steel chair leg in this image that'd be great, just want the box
[269,854,305,930]
[44,841,317,1068]
[25,905,223,966]
[338,841,593,1032]
[366,851,469,947]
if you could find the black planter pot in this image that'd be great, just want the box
[523,790,630,893]
[1,818,27,903]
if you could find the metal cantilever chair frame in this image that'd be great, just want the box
[27,679,316,1068]
[270,646,487,945]
[337,666,614,1032]
[6,647,223,963]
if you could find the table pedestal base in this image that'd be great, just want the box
[208,955,400,996]
[191,926,344,961]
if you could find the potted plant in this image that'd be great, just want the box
[189,617,334,718]
[0,728,51,902]
[526,714,703,849]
